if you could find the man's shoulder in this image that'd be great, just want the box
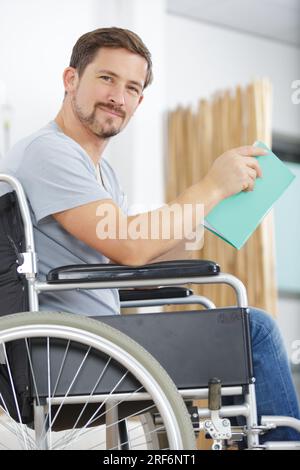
[3,121,88,173]
[10,122,56,151]
[16,121,75,154]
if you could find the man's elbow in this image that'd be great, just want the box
[110,243,150,267]
[121,252,150,267]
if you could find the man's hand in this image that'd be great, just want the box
[203,145,267,200]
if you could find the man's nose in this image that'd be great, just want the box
[107,85,126,107]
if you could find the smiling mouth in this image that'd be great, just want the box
[98,106,124,118]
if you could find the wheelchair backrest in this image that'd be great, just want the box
[0,191,32,423]
[0,190,29,317]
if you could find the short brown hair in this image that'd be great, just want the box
[69,27,153,89]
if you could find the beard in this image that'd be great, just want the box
[72,98,126,139]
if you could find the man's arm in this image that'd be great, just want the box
[147,238,195,263]
[53,176,218,267]
[53,146,265,266]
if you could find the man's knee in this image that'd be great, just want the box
[247,307,281,346]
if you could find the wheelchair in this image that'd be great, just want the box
[0,173,299,450]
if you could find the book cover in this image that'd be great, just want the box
[204,141,296,249]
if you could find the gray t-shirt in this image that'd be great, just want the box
[0,121,128,316]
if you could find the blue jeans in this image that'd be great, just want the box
[248,307,300,442]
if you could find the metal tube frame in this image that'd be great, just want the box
[48,386,244,406]
[120,294,216,310]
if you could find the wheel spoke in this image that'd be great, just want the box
[0,313,195,450]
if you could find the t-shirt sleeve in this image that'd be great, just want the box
[19,135,114,223]
[102,159,129,216]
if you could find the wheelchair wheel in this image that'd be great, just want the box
[0,312,196,450]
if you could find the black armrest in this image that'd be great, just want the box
[47,260,220,284]
[119,286,194,302]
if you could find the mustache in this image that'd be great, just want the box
[96,103,126,118]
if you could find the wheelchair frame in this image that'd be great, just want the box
[0,172,299,451]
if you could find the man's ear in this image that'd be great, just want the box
[63,67,78,94]
[132,95,144,115]
[137,94,144,108]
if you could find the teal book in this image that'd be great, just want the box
[204,141,296,249]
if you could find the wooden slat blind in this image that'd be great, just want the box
[166,79,277,314]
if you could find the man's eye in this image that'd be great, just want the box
[100,76,112,82]
[128,86,139,95]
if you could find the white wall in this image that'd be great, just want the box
[0,0,166,208]
[166,14,300,138]
[0,0,101,146]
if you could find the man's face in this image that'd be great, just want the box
[69,47,147,139]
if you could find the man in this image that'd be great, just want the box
[1,27,299,443]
